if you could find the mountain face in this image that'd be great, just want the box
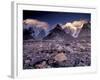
[82,22,91,30]
[77,22,91,39]
[43,24,74,41]
[23,27,35,40]
[23,25,47,40]
[23,23,90,40]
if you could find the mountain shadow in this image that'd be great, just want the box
[43,24,74,41]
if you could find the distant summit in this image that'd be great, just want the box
[82,22,91,30]
[43,24,74,41]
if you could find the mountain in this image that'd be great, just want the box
[23,22,91,40]
[37,29,47,39]
[23,25,47,40]
[82,22,91,30]
[43,24,74,41]
[77,22,91,39]
[23,27,35,40]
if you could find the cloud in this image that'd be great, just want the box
[72,20,88,28]
[23,19,49,29]
[62,20,88,29]
[62,20,88,38]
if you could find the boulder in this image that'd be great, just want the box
[35,61,47,68]
[54,52,67,62]
[66,46,74,53]
[25,59,30,64]
[77,43,85,50]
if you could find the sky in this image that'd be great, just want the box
[23,10,91,27]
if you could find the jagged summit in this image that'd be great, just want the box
[43,24,74,40]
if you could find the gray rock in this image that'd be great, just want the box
[66,46,74,53]
[25,59,30,64]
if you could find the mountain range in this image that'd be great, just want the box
[23,22,90,40]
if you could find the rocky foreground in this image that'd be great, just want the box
[23,38,91,69]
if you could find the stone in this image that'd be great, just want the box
[66,46,74,53]
[56,44,63,51]
[47,59,55,64]
[80,40,86,43]
[25,59,30,64]
[54,52,67,62]
[35,61,47,68]
[77,43,85,50]
[87,43,91,47]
